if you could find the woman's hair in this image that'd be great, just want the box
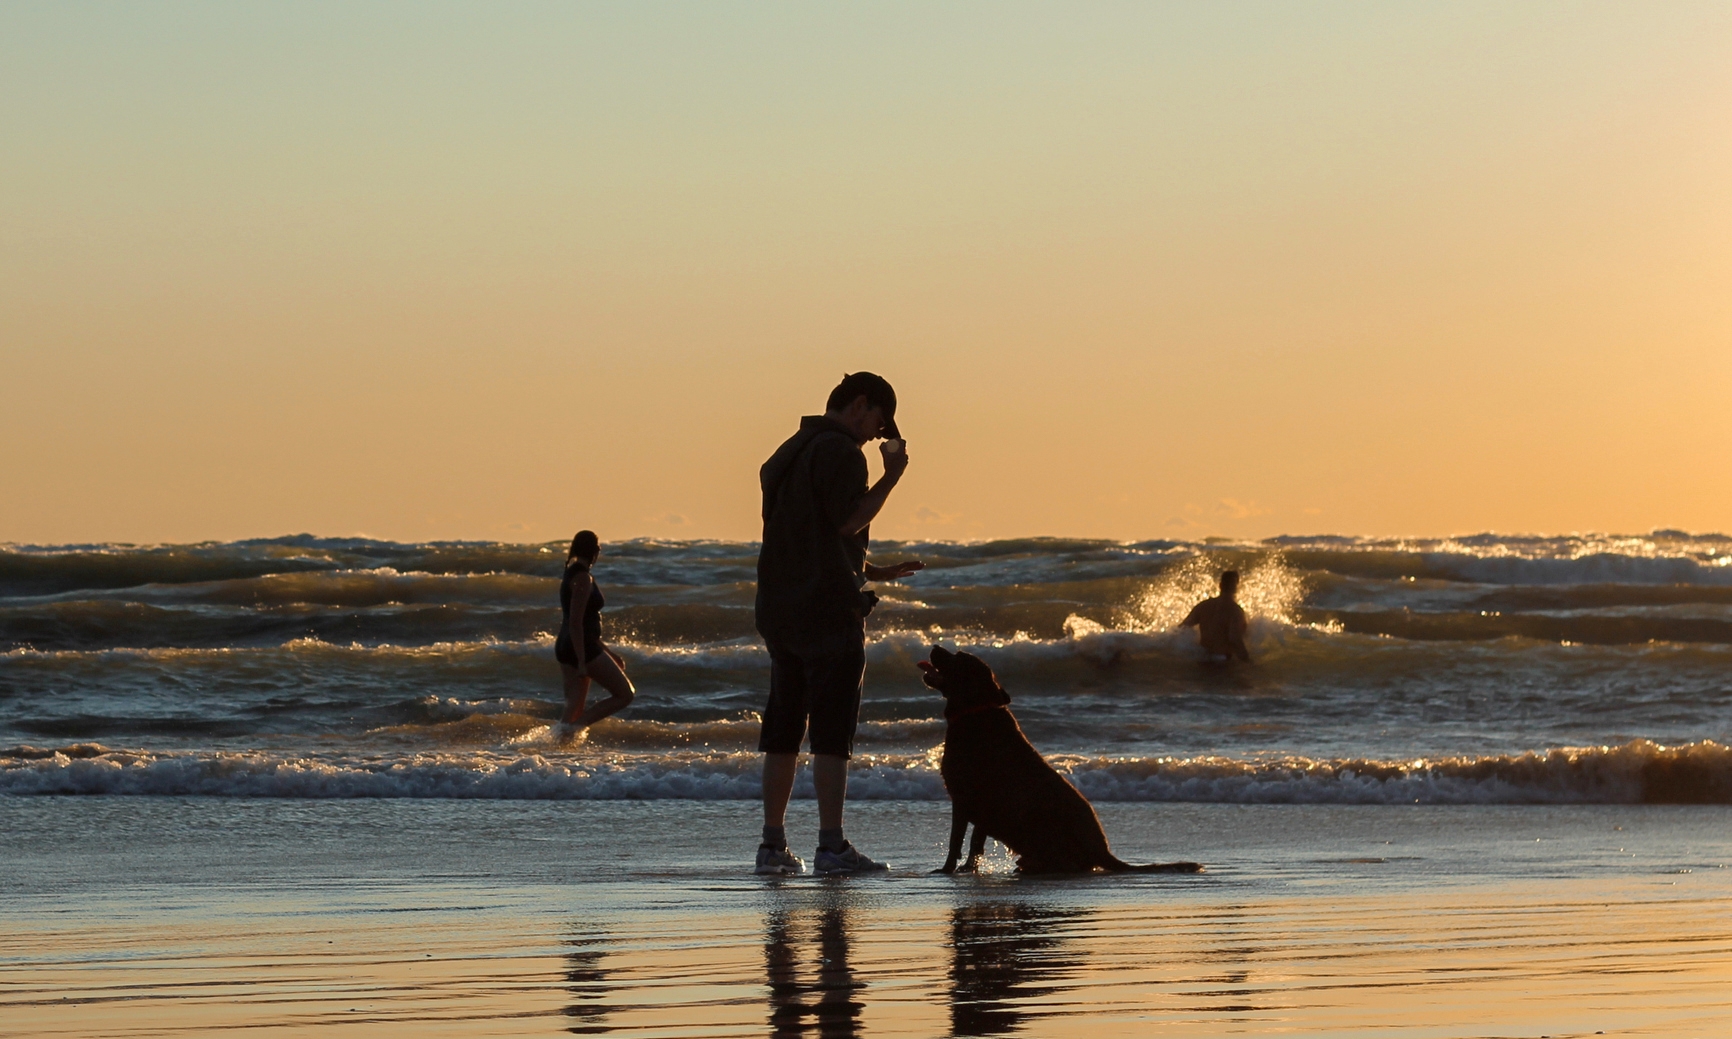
[567,530,600,565]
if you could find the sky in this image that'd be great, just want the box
[3,1,1729,545]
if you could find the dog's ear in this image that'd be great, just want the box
[955,651,993,683]
[964,652,1010,704]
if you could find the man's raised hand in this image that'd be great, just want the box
[880,438,910,479]
[865,560,926,581]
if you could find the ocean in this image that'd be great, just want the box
[7,532,1732,1036]
[4,531,1729,805]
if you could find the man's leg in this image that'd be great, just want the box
[812,753,847,831]
[807,634,880,871]
[762,640,807,858]
[755,750,806,874]
[763,751,799,829]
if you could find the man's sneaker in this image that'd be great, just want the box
[754,844,805,876]
[813,842,889,876]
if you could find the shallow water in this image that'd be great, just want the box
[4,798,1730,1037]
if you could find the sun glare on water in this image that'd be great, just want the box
[1127,553,1308,632]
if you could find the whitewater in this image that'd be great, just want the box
[4,533,1730,804]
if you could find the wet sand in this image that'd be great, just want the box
[4,799,1730,1037]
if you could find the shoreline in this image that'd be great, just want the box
[6,798,1730,1037]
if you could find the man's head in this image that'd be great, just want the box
[825,372,899,444]
[1219,570,1240,598]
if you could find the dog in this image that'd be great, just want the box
[918,645,1202,875]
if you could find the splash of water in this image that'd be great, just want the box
[1126,553,1307,632]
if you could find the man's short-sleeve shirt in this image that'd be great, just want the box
[754,416,870,643]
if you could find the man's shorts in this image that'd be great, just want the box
[758,635,867,758]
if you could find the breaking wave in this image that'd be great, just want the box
[6,533,1729,782]
[5,740,1726,805]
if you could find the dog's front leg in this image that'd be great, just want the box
[937,804,968,874]
[959,824,988,873]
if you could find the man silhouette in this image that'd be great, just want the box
[751,372,924,875]
[1179,570,1252,664]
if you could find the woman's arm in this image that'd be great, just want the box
[567,571,593,644]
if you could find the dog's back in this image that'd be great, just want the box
[941,708,1119,873]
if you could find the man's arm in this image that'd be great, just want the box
[865,560,925,581]
[1178,601,1204,628]
[838,443,909,536]
[1228,605,1252,662]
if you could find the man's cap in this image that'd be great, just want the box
[828,371,899,439]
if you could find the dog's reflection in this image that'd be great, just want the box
[765,903,865,1037]
[562,934,612,1035]
[949,902,1084,1037]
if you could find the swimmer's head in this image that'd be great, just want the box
[568,530,600,565]
[1220,570,1240,596]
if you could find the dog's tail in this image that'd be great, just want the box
[1106,856,1204,873]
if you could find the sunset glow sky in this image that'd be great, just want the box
[4,1,1729,544]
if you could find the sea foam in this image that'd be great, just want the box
[5,741,1726,804]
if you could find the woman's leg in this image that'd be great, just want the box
[560,663,591,725]
[573,649,635,728]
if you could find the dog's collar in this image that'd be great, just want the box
[943,702,1007,720]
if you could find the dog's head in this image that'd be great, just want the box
[917,645,1011,711]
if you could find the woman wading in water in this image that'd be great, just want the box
[556,530,635,734]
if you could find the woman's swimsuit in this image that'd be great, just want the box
[555,564,605,666]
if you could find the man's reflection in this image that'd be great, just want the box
[765,903,864,1037]
[949,902,1082,1037]
[562,934,612,1035]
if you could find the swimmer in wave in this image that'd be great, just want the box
[1178,569,1252,665]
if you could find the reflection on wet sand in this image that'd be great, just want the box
[563,933,612,1035]
[1186,904,1274,1016]
[765,901,866,1037]
[949,901,1085,1037]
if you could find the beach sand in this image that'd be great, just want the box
[5,798,1730,1037]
